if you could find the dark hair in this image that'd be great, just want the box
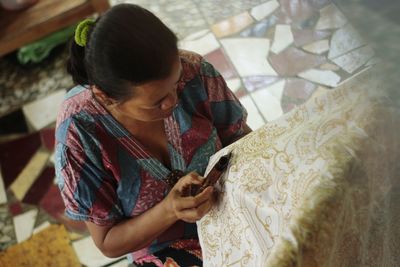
[67,4,178,101]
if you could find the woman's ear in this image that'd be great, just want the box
[92,85,116,106]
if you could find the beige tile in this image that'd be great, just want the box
[319,63,340,71]
[239,95,265,130]
[10,150,50,200]
[22,90,66,131]
[13,209,38,243]
[221,38,277,77]
[302,39,330,54]
[332,45,375,73]
[211,12,254,38]
[316,3,347,30]
[252,80,285,121]
[179,30,220,56]
[271,24,294,54]
[298,69,341,87]
[250,0,280,21]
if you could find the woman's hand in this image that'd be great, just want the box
[163,172,215,223]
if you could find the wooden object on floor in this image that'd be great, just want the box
[0,0,110,56]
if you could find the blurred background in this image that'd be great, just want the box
[0,0,398,266]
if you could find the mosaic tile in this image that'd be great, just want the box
[269,47,326,76]
[308,0,331,9]
[319,62,340,71]
[211,12,254,38]
[315,3,347,30]
[13,209,38,243]
[22,89,66,131]
[0,206,16,250]
[204,48,238,80]
[279,0,316,22]
[8,201,23,216]
[0,225,81,267]
[298,69,341,87]
[73,236,124,267]
[292,12,320,30]
[328,24,367,59]
[32,221,51,235]
[302,39,330,54]
[0,48,72,118]
[22,167,55,205]
[0,171,6,204]
[240,15,278,37]
[109,259,130,267]
[292,28,331,47]
[238,95,265,130]
[251,80,285,121]
[40,128,56,151]
[243,76,280,92]
[10,150,50,201]
[310,85,332,100]
[0,133,41,188]
[179,30,220,56]
[250,0,280,21]
[270,24,294,54]
[331,45,375,74]
[281,78,317,113]
[221,38,277,77]
[226,78,242,93]
[365,56,382,67]
[0,109,28,135]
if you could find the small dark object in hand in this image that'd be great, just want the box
[184,152,232,197]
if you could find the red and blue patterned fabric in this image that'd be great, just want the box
[55,51,247,263]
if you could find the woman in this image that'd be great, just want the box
[55,3,250,266]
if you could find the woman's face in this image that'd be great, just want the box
[112,56,182,122]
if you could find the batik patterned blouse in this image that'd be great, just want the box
[55,51,247,261]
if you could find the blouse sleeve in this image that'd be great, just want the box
[55,141,123,227]
[199,58,248,146]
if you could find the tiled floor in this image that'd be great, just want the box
[0,0,386,266]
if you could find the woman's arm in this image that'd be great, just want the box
[86,172,214,258]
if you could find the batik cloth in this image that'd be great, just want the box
[55,50,247,263]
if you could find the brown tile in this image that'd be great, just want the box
[204,49,238,79]
[40,128,55,151]
[243,76,280,92]
[0,133,41,188]
[269,47,326,76]
[211,12,254,38]
[22,167,55,205]
[292,28,331,46]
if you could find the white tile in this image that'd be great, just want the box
[332,45,375,73]
[316,3,347,30]
[179,31,220,56]
[181,29,209,41]
[0,169,7,204]
[298,69,341,87]
[251,80,285,121]
[328,24,366,59]
[226,78,242,93]
[73,236,124,267]
[271,25,294,54]
[33,221,51,234]
[250,0,280,21]
[221,38,277,76]
[366,56,382,66]
[23,90,66,131]
[239,95,265,130]
[302,39,330,55]
[13,209,38,243]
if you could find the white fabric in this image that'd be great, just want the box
[198,67,400,267]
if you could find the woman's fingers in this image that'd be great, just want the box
[178,198,213,223]
[174,186,213,211]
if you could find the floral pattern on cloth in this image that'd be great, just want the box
[197,67,400,267]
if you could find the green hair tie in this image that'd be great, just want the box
[74,18,95,47]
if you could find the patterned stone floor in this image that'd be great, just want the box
[0,0,392,266]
